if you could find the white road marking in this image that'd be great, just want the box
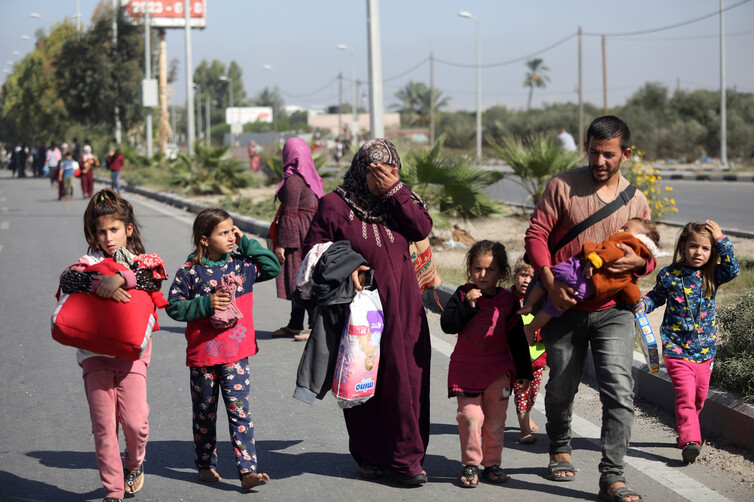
[429,332,730,502]
[0,221,9,230]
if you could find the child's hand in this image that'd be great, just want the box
[584,262,595,280]
[274,247,286,264]
[633,301,645,313]
[705,220,723,240]
[466,288,482,309]
[232,225,244,246]
[94,274,130,303]
[517,305,532,315]
[211,291,231,311]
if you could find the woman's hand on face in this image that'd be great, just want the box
[274,247,286,264]
[365,162,399,196]
[351,265,371,292]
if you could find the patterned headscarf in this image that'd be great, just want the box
[275,137,325,201]
[335,138,425,224]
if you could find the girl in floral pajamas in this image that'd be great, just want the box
[166,208,280,490]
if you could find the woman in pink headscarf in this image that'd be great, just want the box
[271,138,325,341]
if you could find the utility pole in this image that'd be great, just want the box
[602,34,608,116]
[429,51,435,144]
[719,0,727,167]
[112,0,121,145]
[158,29,170,154]
[338,72,343,138]
[366,0,384,139]
[184,0,195,155]
[578,26,583,152]
[144,3,153,157]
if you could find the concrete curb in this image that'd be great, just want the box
[422,282,754,450]
[659,171,754,182]
[107,178,754,450]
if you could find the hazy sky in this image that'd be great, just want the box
[3,0,753,113]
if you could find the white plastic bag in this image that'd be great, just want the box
[331,289,384,408]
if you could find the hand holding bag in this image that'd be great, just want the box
[409,237,442,292]
[331,288,384,408]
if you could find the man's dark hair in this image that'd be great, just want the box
[586,115,631,151]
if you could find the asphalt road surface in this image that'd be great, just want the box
[486,176,754,236]
[0,171,750,501]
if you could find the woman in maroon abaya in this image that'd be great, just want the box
[271,138,324,341]
[303,138,433,485]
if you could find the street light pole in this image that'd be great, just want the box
[337,44,357,146]
[219,75,234,147]
[458,11,482,159]
[262,64,278,150]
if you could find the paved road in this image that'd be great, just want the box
[485,175,754,236]
[0,172,750,501]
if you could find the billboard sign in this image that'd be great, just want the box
[121,1,207,29]
[226,107,273,125]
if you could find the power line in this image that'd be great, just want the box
[609,30,754,42]
[435,32,577,69]
[279,76,338,98]
[383,57,429,83]
[583,0,751,37]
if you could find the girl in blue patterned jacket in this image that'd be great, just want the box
[166,208,280,490]
[641,220,739,465]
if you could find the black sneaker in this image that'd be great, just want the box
[682,442,701,464]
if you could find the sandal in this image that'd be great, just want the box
[481,464,508,483]
[124,463,144,494]
[358,463,384,480]
[271,326,301,338]
[294,330,311,341]
[241,471,270,490]
[460,465,478,488]
[597,485,643,501]
[547,459,576,481]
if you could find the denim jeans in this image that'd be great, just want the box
[542,305,635,484]
[111,170,121,194]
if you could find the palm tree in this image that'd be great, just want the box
[401,136,504,227]
[488,134,579,205]
[392,81,450,126]
[523,58,550,110]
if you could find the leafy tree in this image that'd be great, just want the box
[523,58,550,111]
[400,137,504,228]
[488,133,579,205]
[193,59,247,128]
[434,111,475,149]
[56,6,144,135]
[0,22,78,143]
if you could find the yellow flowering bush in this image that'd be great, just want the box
[623,147,678,221]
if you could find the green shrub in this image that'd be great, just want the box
[711,291,754,401]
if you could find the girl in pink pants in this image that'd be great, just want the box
[440,241,533,487]
[641,220,739,465]
[56,190,167,501]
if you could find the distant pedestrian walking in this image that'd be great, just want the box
[107,149,124,195]
[557,128,577,152]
